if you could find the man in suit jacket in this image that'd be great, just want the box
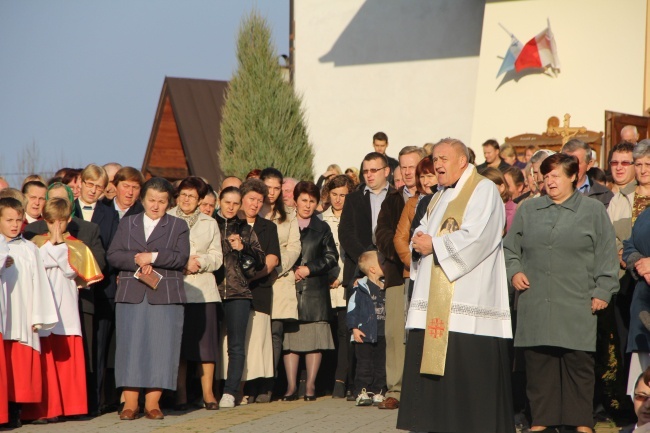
[339,152,391,399]
[374,146,424,409]
[340,152,392,290]
[101,166,145,220]
[73,164,120,415]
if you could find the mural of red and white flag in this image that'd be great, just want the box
[514,20,560,73]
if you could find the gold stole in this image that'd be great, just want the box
[31,233,104,288]
[421,168,484,375]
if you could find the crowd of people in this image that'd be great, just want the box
[1,128,650,433]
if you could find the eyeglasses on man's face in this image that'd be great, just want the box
[362,166,387,175]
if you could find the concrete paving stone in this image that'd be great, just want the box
[11,399,622,433]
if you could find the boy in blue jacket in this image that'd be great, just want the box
[347,250,386,406]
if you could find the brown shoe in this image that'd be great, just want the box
[377,397,399,409]
[119,406,139,420]
[144,408,164,420]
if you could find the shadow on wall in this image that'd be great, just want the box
[319,0,486,66]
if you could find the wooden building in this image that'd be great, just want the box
[141,77,228,188]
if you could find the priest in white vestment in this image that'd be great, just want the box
[396,138,514,433]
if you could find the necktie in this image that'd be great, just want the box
[83,206,92,210]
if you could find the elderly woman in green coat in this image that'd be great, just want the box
[504,153,619,433]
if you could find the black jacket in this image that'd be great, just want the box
[250,216,281,315]
[339,185,395,288]
[215,213,265,301]
[296,216,338,322]
[339,188,372,288]
[375,187,406,288]
[584,176,614,208]
[73,199,120,311]
[476,159,511,174]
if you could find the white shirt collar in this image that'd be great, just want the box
[364,182,389,195]
[79,198,95,210]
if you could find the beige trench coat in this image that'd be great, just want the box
[168,207,223,303]
[269,209,301,319]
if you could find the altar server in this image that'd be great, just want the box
[22,198,103,422]
[0,197,58,426]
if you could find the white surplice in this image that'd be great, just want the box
[38,242,87,337]
[406,165,512,339]
[2,237,58,351]
[0,236,9,334]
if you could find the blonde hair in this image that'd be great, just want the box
[0,188,26,207]
[327,164,342,175]
[21,174,46,188]
[499,143,516,159]
[358,250,379,275]
[43,198,72,222]
[81,163,109,187]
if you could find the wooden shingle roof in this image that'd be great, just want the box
[142,77,228,189]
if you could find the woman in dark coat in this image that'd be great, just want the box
[214,186,265,408]
[282,181,338,401]
[107,177,190,421]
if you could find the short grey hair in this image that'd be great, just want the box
[398,146,426,160]
[561,139,592,163]
[433,138,469,160]
[633,139,650,161]
[529,149,555,165]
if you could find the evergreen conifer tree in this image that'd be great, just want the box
[220,10,314,181]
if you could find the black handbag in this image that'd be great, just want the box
[238,251,258,279]
[225,218,260,279]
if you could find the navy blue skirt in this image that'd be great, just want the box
[115,298,184,390]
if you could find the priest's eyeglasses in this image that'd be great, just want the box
[362,166,387,175]
[610,160,633,167]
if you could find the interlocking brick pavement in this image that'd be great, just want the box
[12,399,624,433]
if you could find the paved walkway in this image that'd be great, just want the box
[15,398,400,433]
[13,399,626,433]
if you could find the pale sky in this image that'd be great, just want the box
[0,0,289,186]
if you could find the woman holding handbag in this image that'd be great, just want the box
[214,186,265,408]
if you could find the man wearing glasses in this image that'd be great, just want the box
[622,368,650,432]
[608,141,646,409]
[339,152,393,399]
[74,164,120,416]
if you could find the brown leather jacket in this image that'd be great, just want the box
[214,213,265,300]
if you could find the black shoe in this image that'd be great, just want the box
[304,395,316,401]
[281,392,299,401]
[7,402,21,428]
[346,390,355,401]
[332,381,346,399]
[173,403,189,411]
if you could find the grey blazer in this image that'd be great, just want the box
[107,212,190,305]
